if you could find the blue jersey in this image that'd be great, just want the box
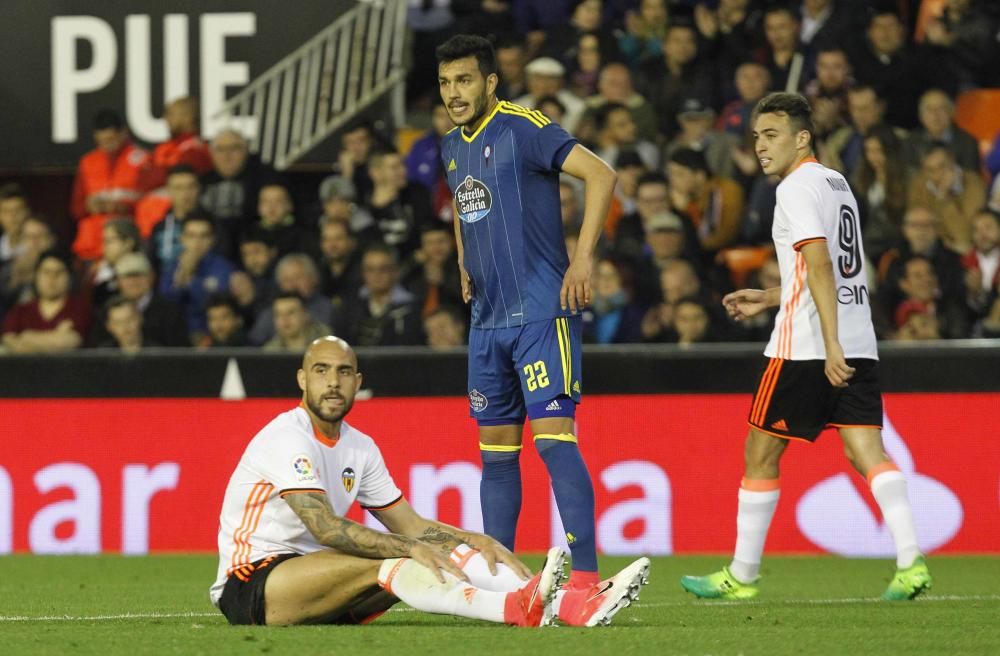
[441,100,578,329]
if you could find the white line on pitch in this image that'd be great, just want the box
[0,611,220,622]
[638,594,1000,607]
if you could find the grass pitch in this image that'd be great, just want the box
[1,554,997,656]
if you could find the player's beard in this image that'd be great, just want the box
[455,88,489,127]
[306,389,353,423]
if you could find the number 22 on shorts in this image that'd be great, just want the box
[522,361,550,392]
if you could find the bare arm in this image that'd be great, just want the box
[558,144,617,312]
[283,491,467,581]
[800,241,854,387]
[721,287,781,321]
[4,322,82,353]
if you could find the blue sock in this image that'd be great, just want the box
[479,448,522,551]
[535,436,598,572]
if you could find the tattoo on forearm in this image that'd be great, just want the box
[420,526,464,555]
[284,492,414,558]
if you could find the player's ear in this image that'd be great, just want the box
[354,371,363,392]
[296,368,306,393]
[486,72,498,97]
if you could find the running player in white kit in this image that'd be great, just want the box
[211,336,649,626]
[680,93,932,601]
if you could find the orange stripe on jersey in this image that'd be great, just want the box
[753,359,784,425]
[779,253,806,358]
[789,156,819,174]
[750,359,779,424]
[237,486,271,568]
[229,481,266,573]
[230,481,273,573]
[793,237,826,251]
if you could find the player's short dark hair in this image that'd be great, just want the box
[669,148,710,175]
[206,292,241,315]
[180,213,214,233]
[753,92,816,147]
[273,290,306,307]
[167,164,198,180]
[93,109,125,131]
[362,242,399,266]
[595,102,629,131]
[923,141,954,161]
[239,225,275,248]
[637,172,669,189]
[35,248,72,274]
[902,253,933,274]
[816,45,849,60]
[103,294,138,320]
[0,182,28,205]
[436,34,498,78]
[764,2,798,21]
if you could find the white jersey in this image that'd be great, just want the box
[210,407,403,605]
[765,159,878,361]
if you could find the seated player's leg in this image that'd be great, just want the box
[516,317,597,589]
[262,550,393,625]
[450,543,526,591]
[469,326,528,551]
[831,360,930,599]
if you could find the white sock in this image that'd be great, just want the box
[450,544,525,592]
[378,557,508,623]
[730,486,780,584]
[870,469,921,568]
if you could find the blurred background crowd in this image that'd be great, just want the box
[3,0,1000,355]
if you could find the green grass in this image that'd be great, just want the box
[1,555,998,655]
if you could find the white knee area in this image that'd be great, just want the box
[377,556,507,623]
[451,544,524,592]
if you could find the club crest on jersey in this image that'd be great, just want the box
[483,145,491,161]
[293,455,317,483]
[341,467,356,493]
[469,388,488,412]
[455,175,492,224]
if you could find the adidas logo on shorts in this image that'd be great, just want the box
[545,400,561,412]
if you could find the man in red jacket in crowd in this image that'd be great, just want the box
[150,96,213,186]
[70,110,155,262]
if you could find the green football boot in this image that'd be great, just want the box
[680,566,759,600]
[882,556,932,601]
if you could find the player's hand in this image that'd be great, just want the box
[459,266,473,303]
[561,257,592,313]
[824,342,855,388]
[462,534,531,580]
[409,541,469,583]
[722,289,768,321]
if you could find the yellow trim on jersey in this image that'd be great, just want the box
[479,442,523,452]
[460,101,504,143]
[501,101,550,125]
[497,102,550,128]
[555,318,569,395]
[533,433,578,444]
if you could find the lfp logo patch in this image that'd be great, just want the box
[342,467,356,493]
[293,455,316,482]
[455,175,492,223]
[469,389,488,413]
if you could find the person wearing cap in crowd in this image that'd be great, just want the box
[514,57,586,133]
[317,175,374,236]
[664,97,742,180]
[93,252,188,347]
[1,250,91,354]
[632,208,696,306]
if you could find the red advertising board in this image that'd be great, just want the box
[0,394,995,554]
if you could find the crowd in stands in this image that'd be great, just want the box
[2,0,1000,355]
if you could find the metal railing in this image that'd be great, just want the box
[214,0,408,170]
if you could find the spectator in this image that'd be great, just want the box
[335,245,423,347]
[337,121,377,203]
[99,295,154,353]
[584,63,658,143]
[566,32,607,100]
[0,215,54,310]
[632,209,694,305]
[203,293,248,348]
[404,103,454,202]
[593,102,659,171]
[424,305,467,350]
[363,150,434,260]
[673,296,716,345]
[978,296,1000,338]
[248,253,334,346]
[0,184,31,268]
[148,165,205,273]
[730,254,781,341]
[757,4,812,93]
[613,150,648,218]
[907,144,986,254]
[694,0,763,100]
[961,209,1000,322]
[200,128,281,259]
[582,257,645,344]
[149,96,213,186]
[515,57,586,133]
[739,174,780,246]
[667,147,745,255]
[158,215,237,341]
[541,1,619,73]
[255,182,308,257]
[799,0,853,54]
[317,175,375,236]
[400,223,464,318]
[618,0,669,67]
[803,46,854,140]
[494,38,528,100]
[101,252,188,347]
[537,95,567,127]
[84,218,140,310]
[848,8,951,129]
[317,218,362,305]
[640,258,705,342]
[69,110,154,261]
[891,299,941,341]
[852,124,909,259]
[718,62,771,139]
[615,173,701,264]
[820,85,890,177]
[638,23,715,140]
[922,0,999,89]
[902,89,980,173]
[664,98,742,180]
[262,292,331,352]
[560,179,584,230]
[892,254,968,339]
[1,251,90,354]
[228,228,278,323]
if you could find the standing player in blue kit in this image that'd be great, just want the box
[436,34,649,625]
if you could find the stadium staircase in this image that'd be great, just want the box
[213,0,408,170]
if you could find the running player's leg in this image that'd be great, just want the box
[517,317,597,590]
[469,326,528,551]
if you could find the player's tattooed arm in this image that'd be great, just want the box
[418,525,466,555]
[284,492,415,558]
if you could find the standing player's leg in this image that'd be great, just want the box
[517,317,598,589]
[470,326,528,551]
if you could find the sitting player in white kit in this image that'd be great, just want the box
[210,336,649,627]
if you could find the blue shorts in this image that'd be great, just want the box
[467,316,583,425]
